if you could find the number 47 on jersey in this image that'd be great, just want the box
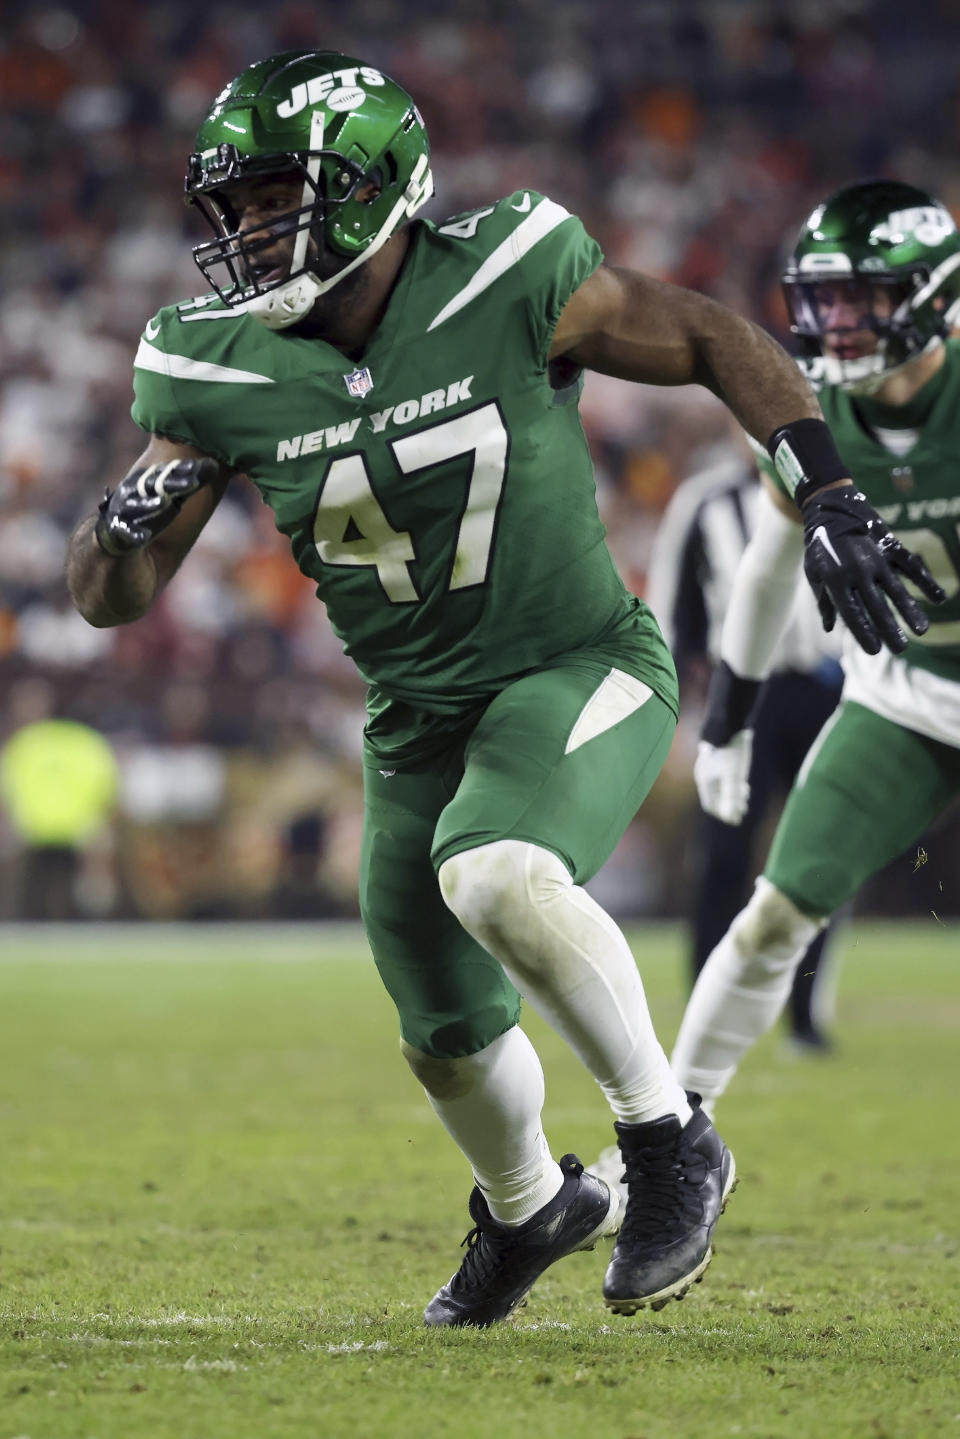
[312,404,508,601]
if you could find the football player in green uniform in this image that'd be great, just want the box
[65,54,940,1327]
[672,179,960,1113]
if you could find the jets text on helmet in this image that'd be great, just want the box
[277,67,387,119]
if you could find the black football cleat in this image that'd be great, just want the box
[602,1094,736,1315]
[424,1153,622,1328]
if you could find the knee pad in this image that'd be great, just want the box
[437,839,570,964]
[731,877,825,976]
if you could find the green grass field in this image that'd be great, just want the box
[1,920,957,1439]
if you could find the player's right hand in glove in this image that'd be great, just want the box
[801,485,946,655]
[95,458,219,557]
[694,729,754,826]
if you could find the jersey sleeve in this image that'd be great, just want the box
[512,192,604,365]
[129,310,206,449]
[719,485,806,679]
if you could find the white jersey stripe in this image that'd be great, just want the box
[426,198,572,332]
[178,306,251,322]
[134,338,274,384]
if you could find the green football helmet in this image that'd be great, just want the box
[782,180,960,392]
[185,50,433,329]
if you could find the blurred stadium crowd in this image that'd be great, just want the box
[2,0,959,921]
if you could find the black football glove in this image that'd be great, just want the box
[95,458,218,557]
[801,486,946,655]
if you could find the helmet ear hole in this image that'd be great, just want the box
[360,165,385,201]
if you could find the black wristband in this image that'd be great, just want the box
[766,418,849,509]
[701,660,763,747]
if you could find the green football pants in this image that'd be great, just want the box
[359,663,676,1058]
[765,699,960,918]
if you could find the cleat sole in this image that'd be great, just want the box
[604,1246,713,1315]
[604,1158,740,1317]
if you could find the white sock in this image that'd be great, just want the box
[438,840,691,1128]
[403,1027,564,1225]
[671,879,823,1108]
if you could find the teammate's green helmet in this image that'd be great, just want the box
[185,50,433,329]
[782,180,960,391]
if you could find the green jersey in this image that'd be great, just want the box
[131,191,675,761]
[761,343,960,748]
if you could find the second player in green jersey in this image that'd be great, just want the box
[675,179,960,1112]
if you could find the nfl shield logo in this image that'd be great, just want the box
[344,366,374,398]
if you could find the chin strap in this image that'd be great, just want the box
[246,149,434,331]
[247,110,325,330]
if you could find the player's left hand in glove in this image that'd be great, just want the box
[95,458,218,557]
[801,485,946,656]
[696,659,761,825]
[694,730,754,826]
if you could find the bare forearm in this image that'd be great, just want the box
[690,302,822,445]
[66,516,161,627]
[559,268,824,446]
